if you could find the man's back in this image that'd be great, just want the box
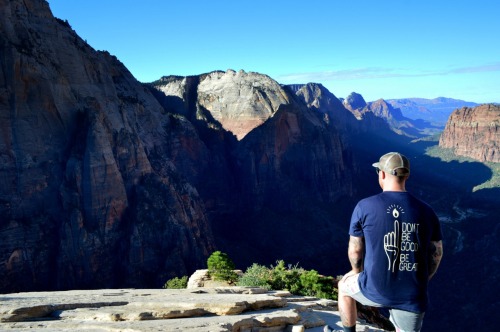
[349,191,442,312]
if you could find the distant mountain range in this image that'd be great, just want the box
[386,97,479,126]
[341,92,445,137]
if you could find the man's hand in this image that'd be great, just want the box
[384,220,400,272]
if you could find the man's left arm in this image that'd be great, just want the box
[428,240,443,280]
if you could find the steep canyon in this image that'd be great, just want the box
[1,1,499,331]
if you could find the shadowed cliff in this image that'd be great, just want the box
[0,0,215,292]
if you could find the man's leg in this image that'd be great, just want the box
[389,309,425,332]
[338,272,358,332]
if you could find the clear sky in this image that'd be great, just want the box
[48,0,499,103]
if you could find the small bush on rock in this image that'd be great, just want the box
[237,263,272,289]
[207,251,238,283]
[269,260,302,293]
[163,276,188,289]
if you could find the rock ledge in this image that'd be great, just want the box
[0,287,387,331]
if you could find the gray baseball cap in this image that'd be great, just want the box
[372,152,410,177]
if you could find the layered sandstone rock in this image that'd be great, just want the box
[0,0,215,292]
[439,104,500,162]
[198,70,292,140]
[154,76,354,210]
[156,70,291,140]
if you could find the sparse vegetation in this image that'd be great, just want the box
[163,276,188,289]
[163,254,339,299]
[237,259,338,300]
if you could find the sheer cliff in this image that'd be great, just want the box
[0,0,215,292]
[439,104,500,163]
[150,73,361,270]
[0,0,369,292]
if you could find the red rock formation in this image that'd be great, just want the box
[439,104,500,163]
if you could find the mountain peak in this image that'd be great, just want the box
[343,92,367,111]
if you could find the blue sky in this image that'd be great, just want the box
[48,0,499,103]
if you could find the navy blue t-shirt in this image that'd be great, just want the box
[349,191,442,313]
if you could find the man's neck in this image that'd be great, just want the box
[382,181,406,192]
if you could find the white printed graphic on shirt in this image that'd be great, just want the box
[384,205,420,272]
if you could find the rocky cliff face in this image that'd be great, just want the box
[150,74,359,270]
[439,104,500,162]
[342,92,367,117]
[1,0,376,292]
[0,0,215,292]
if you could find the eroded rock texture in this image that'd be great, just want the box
[439,104,500,162]
[0,0,215,292]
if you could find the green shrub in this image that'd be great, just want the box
[236,263,272,289]
[298,270,336,299]
[163,275,188,289]
[236,259,338,300]
[268,260,303,293]
[299,269,321,296]
[207,251,238,283]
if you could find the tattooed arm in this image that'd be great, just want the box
[428,240,443,280]
[348,236,365,273]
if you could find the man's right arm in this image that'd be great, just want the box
[428,240,443,280]
[348,235,364,273]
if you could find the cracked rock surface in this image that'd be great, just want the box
[0,287,387,331]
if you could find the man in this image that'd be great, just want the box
[336,152,443,332]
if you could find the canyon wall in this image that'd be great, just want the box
[0,0,215,292]
[439,104,500,162]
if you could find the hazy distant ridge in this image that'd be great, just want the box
[386,97,478,125]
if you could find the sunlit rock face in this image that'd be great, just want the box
[439,104,500,162]
[157,70,292,140]
[0,0,215,293]
[153,74,354,213]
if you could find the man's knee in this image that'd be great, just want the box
[338,275,348,293]
[338,273,354,297]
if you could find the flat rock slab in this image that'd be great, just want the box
[0,288,387,331]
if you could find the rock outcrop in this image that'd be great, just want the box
[439,104,500,162]
[155,70,292,140]
[342,92,367,117]
[0,288,389,331]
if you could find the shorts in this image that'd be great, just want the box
[340,273,425,332]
